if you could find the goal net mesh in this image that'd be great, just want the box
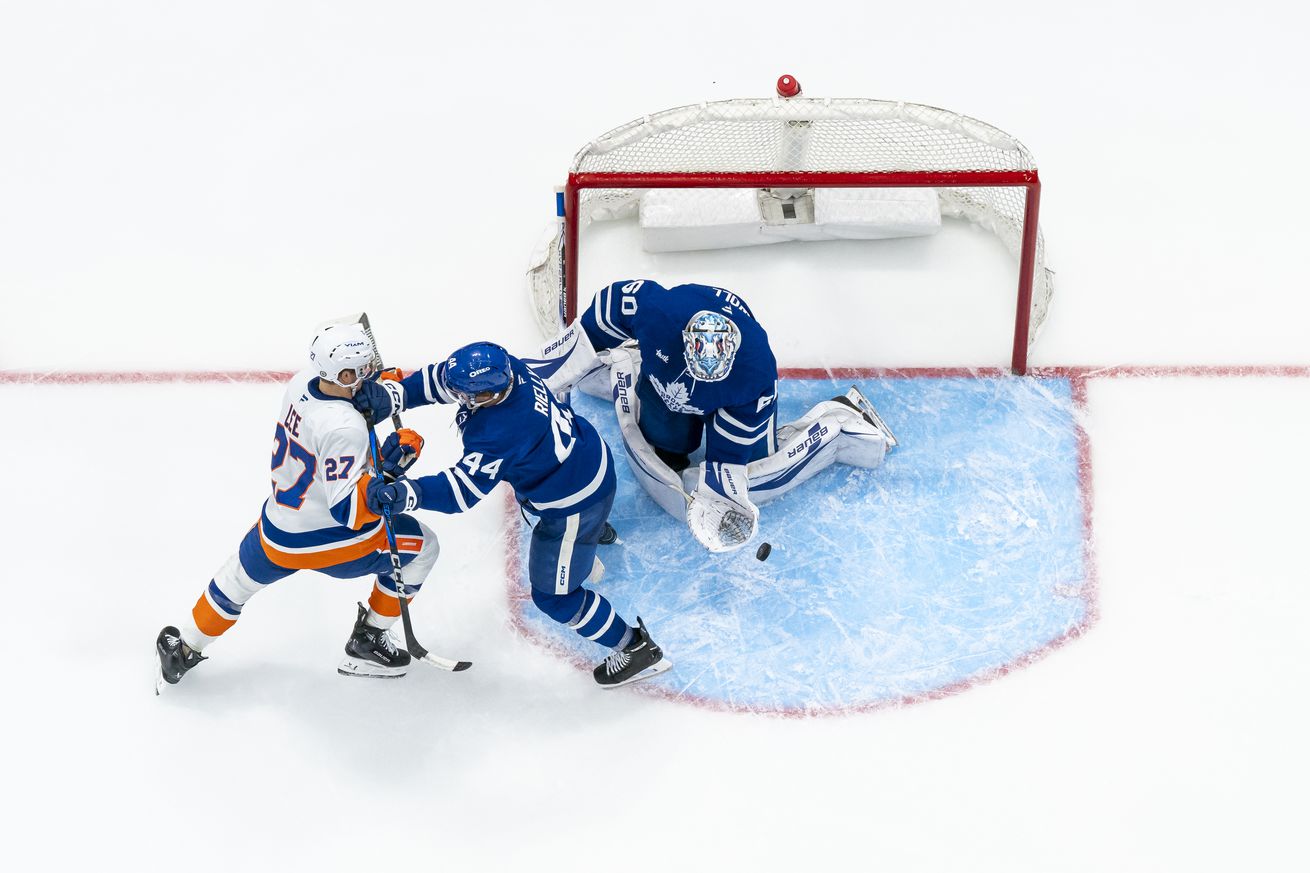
[528,96,1052,358]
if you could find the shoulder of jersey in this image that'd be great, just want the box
[315,399,366,435]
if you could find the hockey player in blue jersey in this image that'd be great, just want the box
[535,279,898,552]
[353,341,669,689]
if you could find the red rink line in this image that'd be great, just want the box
[1,364,1306,384]
[779,364,1310,380]
[6,364,1300,715]
[0,370,294,384]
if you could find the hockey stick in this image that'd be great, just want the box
[363,410,471,672]
[355,310,469,671]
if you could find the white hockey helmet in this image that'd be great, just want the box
[309,323,377,391]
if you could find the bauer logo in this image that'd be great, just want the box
[542,329,573,356]
[614,372,632,413]
[787,422,828,458]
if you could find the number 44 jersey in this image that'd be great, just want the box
[403,356,615,518]
[260,370,385,569]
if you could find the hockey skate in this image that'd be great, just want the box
[599,522,619,545]
[155,626,206,695]
[337,603,411,678]
[837,386,898,449]
[594,617,670,689]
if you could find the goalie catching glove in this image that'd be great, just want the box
[686,462,759,553]
[379,428,424,482]
[352,367,406,420]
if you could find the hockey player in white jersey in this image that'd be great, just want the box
[534,279,898,553]
[154,322,441,692]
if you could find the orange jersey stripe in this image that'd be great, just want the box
[259,521,423,571]
[352,474,382,530]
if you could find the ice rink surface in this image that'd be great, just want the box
[2,2,1308,870]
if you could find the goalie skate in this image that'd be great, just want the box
[843,386,898,449]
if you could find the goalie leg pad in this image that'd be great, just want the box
[747,399,888,504]
[609,347,692,520]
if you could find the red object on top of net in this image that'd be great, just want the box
[776,75,802,98]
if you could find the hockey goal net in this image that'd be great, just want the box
[527,78,1053,374]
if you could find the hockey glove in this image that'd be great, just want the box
[380,428,424,482]
[365,476,422,516]
[352,368,406,420]
[686,462,759,553]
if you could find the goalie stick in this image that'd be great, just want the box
[328,310,470,672]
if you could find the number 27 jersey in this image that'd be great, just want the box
[259,369,385,569]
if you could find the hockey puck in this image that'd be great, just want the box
[756,542,772,561]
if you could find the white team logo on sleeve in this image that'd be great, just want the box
[647,374,705,416]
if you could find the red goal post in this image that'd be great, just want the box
[527,82,1052,374]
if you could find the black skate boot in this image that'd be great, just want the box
[593,617,670,689]
[338,603,411,678]
[599,522,619,545]
[155,626,206,695]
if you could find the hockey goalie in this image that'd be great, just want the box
[529,279,898,553]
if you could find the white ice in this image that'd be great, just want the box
[2,2,1308,870]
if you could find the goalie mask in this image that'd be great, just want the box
[682,311,741,382]
[444,341,514,409]
[309,323,377,393]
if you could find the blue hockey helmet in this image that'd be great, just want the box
[682,310,741,382]
[444,341,514,409]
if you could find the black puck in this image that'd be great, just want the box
[756,542,772,561]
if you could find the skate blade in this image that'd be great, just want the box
[154,655,165,696]
[337,656,408,679]
[598,657,672,690]
[845,386,898,449]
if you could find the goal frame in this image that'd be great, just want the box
[561,169,1042,374]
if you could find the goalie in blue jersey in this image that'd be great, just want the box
[352,341,668,689]
[534,279,898,553]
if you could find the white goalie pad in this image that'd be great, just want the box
[606,350,893,548]
[532,321,603,400]
[639,187,941,253]
[743,396,889,504]
[608,347,691,520]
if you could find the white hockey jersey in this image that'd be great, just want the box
[258,369,386,569]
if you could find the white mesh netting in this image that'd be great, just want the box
[528,95,1053,354]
